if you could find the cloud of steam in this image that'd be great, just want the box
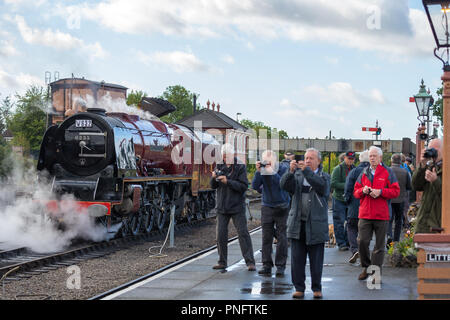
[84,93,159,121]
[0,153,110,253]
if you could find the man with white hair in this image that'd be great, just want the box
[211,144,256,271]
[252,149,290,276]
[353,146,400,281]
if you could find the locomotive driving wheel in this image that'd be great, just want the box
[153,186,169,231]
[141,204,154,233]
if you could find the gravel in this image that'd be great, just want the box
[0,205,262,300]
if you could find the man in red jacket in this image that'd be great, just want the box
[353,146,400,281]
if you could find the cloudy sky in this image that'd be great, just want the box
[0,0,444,141]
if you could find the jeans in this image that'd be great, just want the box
[261,206,288,269]
[347,218,359,254]
[290,223,325,293]
[332,198,349,247]
[388,202,404,242]
[216,211,255,267]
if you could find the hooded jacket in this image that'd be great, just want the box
[353,163,400,220]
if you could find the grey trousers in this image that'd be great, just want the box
[357,219,388,269]
[261,205,288,269]
[216,211,255,267]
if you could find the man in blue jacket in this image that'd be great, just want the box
[344,150,370,264]
[252,150,290,276]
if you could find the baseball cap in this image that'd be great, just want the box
[345,151,356,159]
[285,150,295,155]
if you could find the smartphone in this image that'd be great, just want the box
[295,154,304,162]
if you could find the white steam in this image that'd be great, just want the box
[84,93,159,121]
[0,154,110,253]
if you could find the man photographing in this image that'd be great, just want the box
[412,138,443,234]
[280,148,330,299]
[252,150,289,276]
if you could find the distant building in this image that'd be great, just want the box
[176,102,249,163]
[49,77,127,125]
[2,129,13,143]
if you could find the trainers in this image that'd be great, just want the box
[292,291,304,299]
[258,267,272,275]
[247,264,256,271]
[358,268,368,280]
[212,264,226,270]
[348,251,359,264]
[339,245,349,251]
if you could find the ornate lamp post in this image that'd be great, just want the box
[416,0,450,300]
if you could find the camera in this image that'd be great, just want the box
[295,154,304,162]
[423,147,438,159]
[214,169,225,177]
[260,161,269,168]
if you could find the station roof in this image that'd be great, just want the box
[176,108,247,131]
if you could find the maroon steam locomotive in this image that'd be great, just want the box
[37,107,220,237]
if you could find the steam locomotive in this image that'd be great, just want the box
[37,107,219,237]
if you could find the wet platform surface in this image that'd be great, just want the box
[105,228,418,300]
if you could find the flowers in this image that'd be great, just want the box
[387,221,418,268]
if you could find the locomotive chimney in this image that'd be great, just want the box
[207,100,210,110]
[212,102,215,112]
[87,108,106,116]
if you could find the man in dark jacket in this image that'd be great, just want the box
[412,138,442,234]
[211,144,255,271]
[388,153,412,243]
[252,150,290,276]
[280,148,330,299]
[331,151,356,250]
[343,150,369,264]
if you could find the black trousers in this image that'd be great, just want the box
[216,211,255,267]
[261,206,288,269]
[290,223,325,292]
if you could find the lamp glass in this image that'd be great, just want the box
[423,1,450,48]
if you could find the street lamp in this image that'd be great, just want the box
[423,0,450,70]
[414,79,433,125]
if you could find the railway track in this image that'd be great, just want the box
[0,214,218,283]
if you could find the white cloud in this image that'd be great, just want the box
[221,54,235,64]
[136,50,211,73]
[0,39,18,57]
[0,69,44,95]
[54,0,433,59]
[13,15,106,60]
[303,82,386,112]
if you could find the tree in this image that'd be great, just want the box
[8,86,47,155]
[239,119,289,139]
[126,90,148,107]
[0,95,14,135]
[431,86,443,127]
[159,85,198,123]
[0,139,13,180]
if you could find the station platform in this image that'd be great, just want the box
[104,228,418,300]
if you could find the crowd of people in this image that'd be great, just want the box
[210,139,442,299]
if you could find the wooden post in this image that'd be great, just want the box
[441,71,450,233]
